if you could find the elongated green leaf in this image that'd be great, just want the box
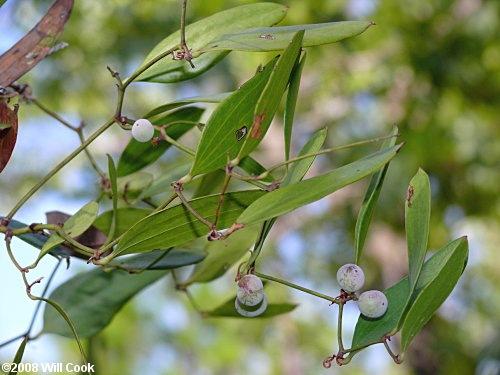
[40,201,99,256]
[117,107,204,177]
[9,335,28,374]
[200,21,374,53]
[135,3,288,83]
[238,144,404,225]
[0,123,12,129]
[284,52,307,162]
[109,249,205,272]
[350,237,468,356]
[114,190,265,256]
[282,127,327,186]
[242,31,304,158]
[238,156,274,184]
[145,92,231,118]
[106,155,118,242]
[192,169,227,199]
[207,297,297,318]
[43,268,168,338]
[93,208,151,238]
[354,127,399,264]
[243,127,327,262]
[188,56,278,177]
[405,168,431,295]
[401,237,468,352]
[186,226,259,285]
[3,217,67,257]
[139,163,192,199]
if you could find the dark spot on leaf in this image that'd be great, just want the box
[406,185,415,207]
[235,126,247,141]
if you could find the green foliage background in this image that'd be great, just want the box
[0,0,498,374]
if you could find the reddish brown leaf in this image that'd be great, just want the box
[0,101,18,172]
[0,0,74,88]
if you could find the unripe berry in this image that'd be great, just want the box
[357,290,388,318]
[237,275,264,306]
[336,264,365,292]
[131,119,154,142]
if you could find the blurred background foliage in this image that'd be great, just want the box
[0,0,499,374]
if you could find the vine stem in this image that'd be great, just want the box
[29,98,106,179]
[180,0,188,46]
[252,271,339,304]
[337,302,345,352]
[6,44,181,220]
[7,117,114,219]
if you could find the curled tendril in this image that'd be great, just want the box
[322,356,336,368]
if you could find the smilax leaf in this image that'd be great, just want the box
[237,144,404,226]
[113,190,265,257]
[405,168,431,295]
[188,56,278,177]
[349,237,468,358]
[199,21,373,53]
[354,126,399,264]
[135,3,287,83]
[43,267,168,338]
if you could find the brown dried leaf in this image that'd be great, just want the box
[0,101,18,172]
[0,0,74,88]
[46,211,107,259]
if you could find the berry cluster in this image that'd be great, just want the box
[337,264,388,318]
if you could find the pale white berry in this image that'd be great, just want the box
[357,290,388,318]
[336,264,365,292]
[131,119,154,142]
[235,294,268,318]
[236,275,264,306]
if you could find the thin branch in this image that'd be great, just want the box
[172,183,212,229]
[253,271,338,304]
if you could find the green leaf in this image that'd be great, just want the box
[40,201,99,256]
[145,92,231,118]
[186,226,259,284]
[354,127,399,264]
[284,52,307,162]
[200,21,374,53]
[0,122,12,129]
[113,190,265,256]
[400,237,468,352]
[135,3,288,83]
[116,107,204,177]
[106,155,118,242]
[4,218,67,257]
[93,208,151,238]
[109,249,205,272]
[350,237,468,356]
[8,335,28,374]
[188,56,278,177]
[43,268,168,338]
[405,168,431,295]
[241,31,304,158]
[238,156,274,184]
[282,127,327,186]
[138,163,192,199]
[192,169,227,199]
[237,144,404,225]
[206,297,297,319]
